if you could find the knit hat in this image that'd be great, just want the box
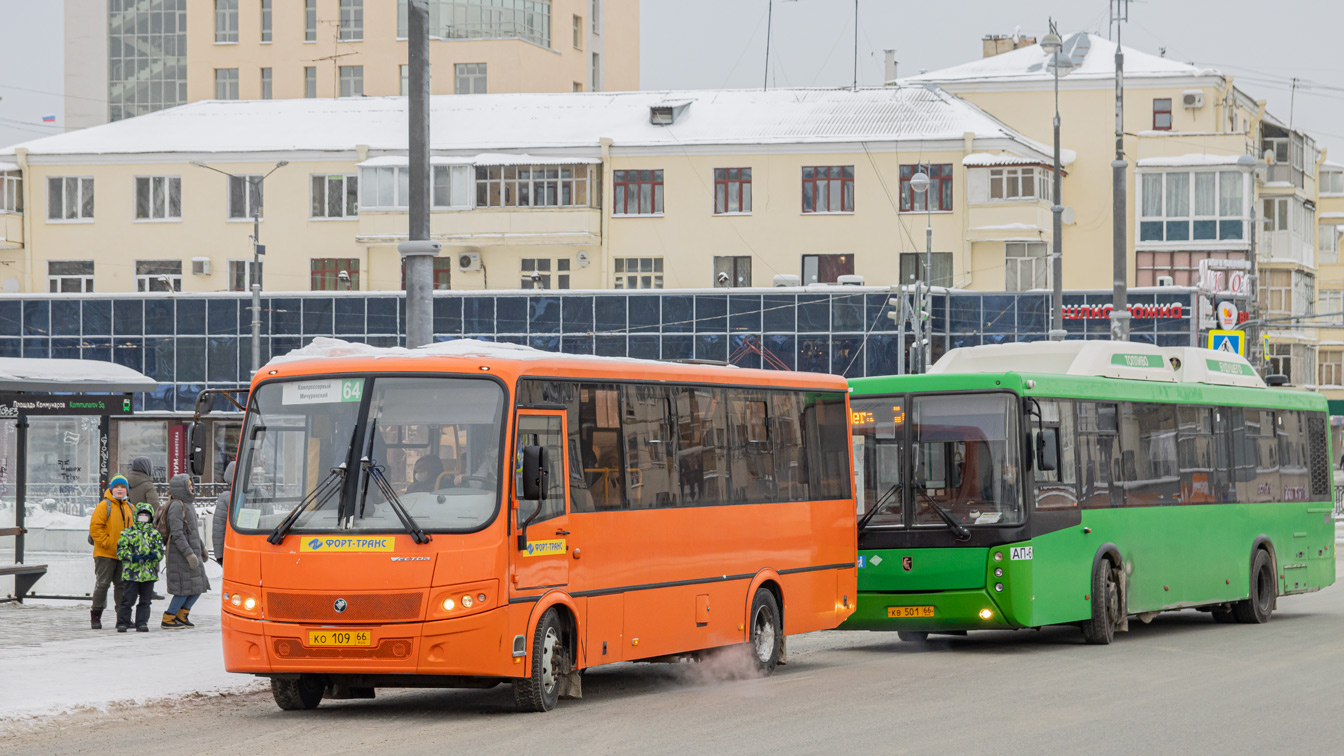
[110,475,130,491]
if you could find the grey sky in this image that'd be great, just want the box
[1,1,1341,159]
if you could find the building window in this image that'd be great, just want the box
[304,66,317,98]
[1320,350,1343,387]
[433,165,472,208]
[339,0,363,41]
[399,258,453,290]
[802,166,854,213]
[713,256,752,288]
[614,257,663,289]
[1135,250,1246,287]
[592,52,601,91]
[613,170,663,216]
[134,176,182,220]
[1262,270,1293,317]
[47,177,95,221]
[260,68,273,99]
[1140,170,1245,242]
[1004,241,1049,292]
[305,0,317,41]
[311,258,360,290]
[1153,98,1173,130]
[108,0,187,120]
[1322,168,1344,195]
[227,259,263,291]
[802,254,853,284]
[1268,343,1293,381]
[396,0,552,48]
[310,174,359,218]
[899,163,952,212]
[573,15,583,49]
[989,166,1051,201]
[339,66,364,97]
[1319,288,1343,318]
[474,164,594,208]
[1,171,22,214]
[359,166,409,209]
[260,0,272,42]
[455,63,486,94]
[135,260,183,292]
[214,68,239,99]
[521,258,571,289]
[215,0,238,43]
[47,261,94,293]
[714,168,751,214]
[399,64,433,95]
[228,175,263,219]
[592,0,600,33]
[1319,225,1339,265]
[898,252,953,287]
[1263,197,1288,232]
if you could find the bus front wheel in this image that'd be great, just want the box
[1081,557,1121,645]
[1233,549,1276,624]
[271,675,324,711]
[514,608,568,713]
[748,588,783,675]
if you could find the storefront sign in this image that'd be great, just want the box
[1062,303,1185,320]
[0,394,134,417]
[1198,259,1252,295]
[168,424,187,477]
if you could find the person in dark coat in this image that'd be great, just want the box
[126,456,162,514]
[162,474,210,629]
[211,461,236,566]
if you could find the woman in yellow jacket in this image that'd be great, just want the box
[88,475,133,630]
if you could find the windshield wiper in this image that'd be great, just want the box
[857,482,903,532]
[267,464,346,545]
[362,457,432,545]
[913,481,972,542]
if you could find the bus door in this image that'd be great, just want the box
[511,411,572,592]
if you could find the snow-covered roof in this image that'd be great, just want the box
[1136,153,1252,168]
[357,152,599,168]
[963,150,1075,167]
[0,161,17,172]
[0,357,158,393]
[905,32,1221,86]
[2,86,1052,160]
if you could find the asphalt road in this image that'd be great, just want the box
[11,558,1344,756]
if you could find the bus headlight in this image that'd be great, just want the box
[243,597,256,611]
[442,598,455,611]
[231,594,242,607]
[979,608,994,620]
[461,595,473,608]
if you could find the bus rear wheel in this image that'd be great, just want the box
[514,608,568,713]
[1081,557,1121,645]
[271,675,324,711]
[748,588,782,675]
[1233,549,1276,624]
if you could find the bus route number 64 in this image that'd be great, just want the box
[1010,546,1033,561]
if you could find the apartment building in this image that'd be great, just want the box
[0,86,1061,297]
[62,0,635,128]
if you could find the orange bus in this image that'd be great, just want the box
[220,340,857,712]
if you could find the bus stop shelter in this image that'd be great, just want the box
[0,357,157,602]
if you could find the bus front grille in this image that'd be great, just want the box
[266,591,425,622]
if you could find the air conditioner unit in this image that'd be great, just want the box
[772,274,801,287]
[191,257,211,276]
[836,274,865,286]
[1156,275,1175,287]
[1182,89,1204,109]
[457,252,481,272]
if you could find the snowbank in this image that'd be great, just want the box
[0,505,89,530]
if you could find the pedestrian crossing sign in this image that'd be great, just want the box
[1208,329,1245,356]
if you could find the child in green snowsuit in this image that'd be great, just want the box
[115,502,165,632]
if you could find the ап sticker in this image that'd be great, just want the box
[1010,546,1033,561]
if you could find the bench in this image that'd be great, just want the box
[0,526,49,602]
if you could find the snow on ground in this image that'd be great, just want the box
[0,504,90,530]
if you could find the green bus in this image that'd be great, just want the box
[841,341,1336,644]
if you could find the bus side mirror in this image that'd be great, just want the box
[1035,428,1058,472]
[188,422,207,477]
[522,445,547,502]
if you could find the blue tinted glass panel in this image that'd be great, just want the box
[144,299,174,335]
[728,295,761,332]
[984,333,1011,345]
[529,335,561,352]
[694,296,727,332]
[145,339,174,381]
[562,335,593,354]
[51,338,81,359]
[1193,220,1217,240]
[662,335,693,360]
[762,294,795,332]
[628,296,660,333]
[208,299,238,335]
[433,296,463,336]
[176,384,205,414]
[763,334,795,370]
[866,334,901,377]
[462,297,494,334]
[1219,220,1243,240]
[335,297,366,334]
[82,338,111,363]
[303,298,334,335]
[981,295,1015,332]
[1130,332,1156,345]
[22,338,49,358]
[629,335,660,360]
[562,296,593,333]
[529,297,561,334]
[594,296,627,332]
[831,294,864,331]
[868,293,897,333]
[950,296,980,332]
[0,301,20,336]
[366,298,399,334]
[1140,221,1164,241]
[797,295,829,332]
[176,337,206,383]
[142,384,173,412]
[930,294,948,333]
[1018,295,1047,332]
[113,338,144,372]
[595,335,627,357]
[831,335,863,378]
[729,334,762,369]
[208,337,239,384]
[695,334,726,362]
[662,295,693,333]
[1165,220,1190,241]
[495,335,527,346]
[496,296,528,333]
[0,339,17,358]
[1156,332,1189,346]
[23,300,49,337]
[51,300,81,336]
[271,337,302,357]
[270,298,301,335]
[797,337,829,373]
[177,299,205,334]
[950,334,981,349]
[83,300,111,336]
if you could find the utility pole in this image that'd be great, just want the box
[852,0,859,91]
[764,0,773,89]
[399,0,439,349]
[1043,22,1066,341]
[1109,0,1131,341]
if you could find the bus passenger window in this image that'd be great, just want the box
[677,387,728,505]
[772,392,811,502]
[621,385,678,509]
[728,391,775,504]
[1077,402,1118,509]
[579,385,624,511]
[1032,399,1077,510]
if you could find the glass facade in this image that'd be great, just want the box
[0,289,1196,413]
[108,0,188,122]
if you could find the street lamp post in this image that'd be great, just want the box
[191,160,288,374]
[1041,25,1067,341]
[910,170,932,372]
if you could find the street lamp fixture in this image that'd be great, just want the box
[909,171,933,373]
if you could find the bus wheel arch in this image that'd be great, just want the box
[1234,539,1278,624]
[744,570,784,637]
[516,593,582,711]
[1081,545,1126,645]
